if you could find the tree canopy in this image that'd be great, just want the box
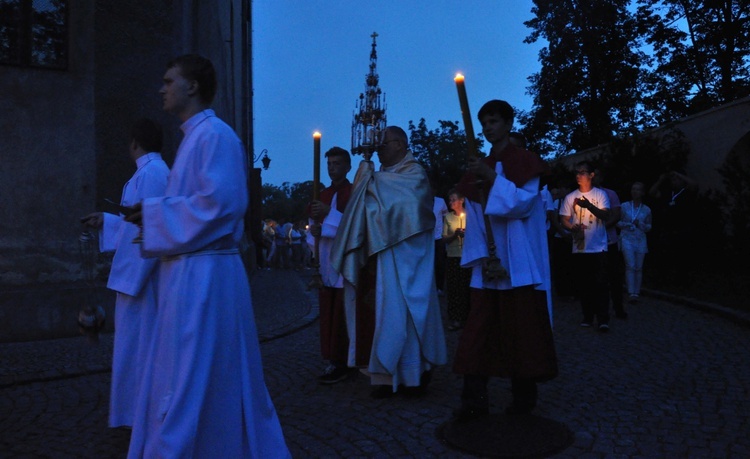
[407,118,485,199]
[261,181,313,223]
[522,0,750,157]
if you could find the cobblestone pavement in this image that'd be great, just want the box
[1,268,749,458]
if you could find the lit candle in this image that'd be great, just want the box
[313,131,321,201]
[454,73,479,159]
[310,131,324,288]
[459,212,465,249]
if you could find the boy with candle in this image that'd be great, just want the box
[442,189,471,331]
[559,161,612,331]
[307,146,355,384]
[453,99,558,419]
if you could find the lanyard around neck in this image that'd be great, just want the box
[670,188,685,205]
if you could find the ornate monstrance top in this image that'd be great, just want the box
[351,32,387,160]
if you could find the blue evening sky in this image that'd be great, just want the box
[252,1,543,187]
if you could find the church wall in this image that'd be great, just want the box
[0,0,251,341]
[0,2,97,286]
[555,97,750,194]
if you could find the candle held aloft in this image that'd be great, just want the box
[454,73,479,159]
[309,131,325,289]
[313,131,322,200]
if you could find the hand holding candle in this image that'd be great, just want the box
[458,212,466,247]
[454,72,508,280]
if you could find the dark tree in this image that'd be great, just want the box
[407,118,484,199]
[635,0,750,119]
[262,181,314,223]
[522,0,645,157]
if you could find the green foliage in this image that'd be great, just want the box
[261,181,314,223]
[635,0,750,119]
[407,118,485,199]
[523,0,644,156]
[522,0,750,156]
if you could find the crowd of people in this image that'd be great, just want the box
[260,218,313,270]
[81,52,695,457]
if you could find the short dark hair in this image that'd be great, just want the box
[130,118,163,152]
[575,160,595,173]
[325,146,351,166]
[383,126,409,150]
[167,54,218,104]
[477,99,514,125]
[447,188,464,199]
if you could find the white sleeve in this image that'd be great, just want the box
[98,212,122,253]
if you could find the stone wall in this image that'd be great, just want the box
[0,0,252,341]
[556,96,750,193]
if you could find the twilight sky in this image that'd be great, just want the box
[252,0,543,187]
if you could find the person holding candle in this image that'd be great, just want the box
[124,54,289,458]
[616,181,653,302]
[442,189,471,331]
[559,160,612,331]
[331,125,447,399]
[307,146,355,384]
[453,99,558,420]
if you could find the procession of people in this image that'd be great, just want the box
[76,50,683,458]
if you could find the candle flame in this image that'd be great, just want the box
[313,131,321,139]
[454,73,465,82]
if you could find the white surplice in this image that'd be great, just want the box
[127,110,289,459]
[307,193,344,288]
[98,152,169,428]
[461,161,553,322]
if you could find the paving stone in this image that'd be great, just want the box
[1,269,749,457]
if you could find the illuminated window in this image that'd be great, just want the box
[0,0,67,69]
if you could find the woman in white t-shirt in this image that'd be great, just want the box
[617,182,652,302]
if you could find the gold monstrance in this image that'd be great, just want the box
[351,32,387,162]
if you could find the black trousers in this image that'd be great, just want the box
[573,252,610,325]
